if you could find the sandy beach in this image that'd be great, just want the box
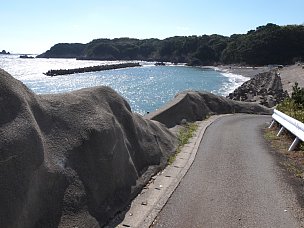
[216,65,271,78]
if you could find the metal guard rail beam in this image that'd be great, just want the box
[269,109,304,151]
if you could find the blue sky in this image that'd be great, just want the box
[1,0,303,54]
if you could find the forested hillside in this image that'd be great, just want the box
[37,23,304,66]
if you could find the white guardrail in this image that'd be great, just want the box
[269,109,304,151]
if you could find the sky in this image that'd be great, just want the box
[1,0,303,54]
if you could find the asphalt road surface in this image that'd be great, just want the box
[153,114,301,228]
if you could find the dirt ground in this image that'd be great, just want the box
[279,64,304,95]
[264,124,304,211]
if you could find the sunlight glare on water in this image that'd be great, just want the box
[0,55,248,115]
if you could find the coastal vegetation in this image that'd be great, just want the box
[37,23,304,66]
[264,82,304,179]
[277,82,304,122]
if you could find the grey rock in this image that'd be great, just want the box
[146,91,272,128]
[227,70,289,107]
[0,69,177,227]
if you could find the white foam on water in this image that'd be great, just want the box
[218,70,249,96]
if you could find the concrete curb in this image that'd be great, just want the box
[117,115,229,228]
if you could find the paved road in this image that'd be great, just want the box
[153,114,301,228]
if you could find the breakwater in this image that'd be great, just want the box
[44,62,141,76]
[227,70,288,107]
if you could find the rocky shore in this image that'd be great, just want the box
[227,70,289,107]
[0,68,273,227]
[44,62,141,76]
[222,64,304,107]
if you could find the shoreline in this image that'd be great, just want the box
[214,65,271,78]
[200,65,269,96]
[211,64,304,96]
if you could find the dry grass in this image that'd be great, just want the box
[264,124,304,178]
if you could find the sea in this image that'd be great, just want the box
[0,54,248,115]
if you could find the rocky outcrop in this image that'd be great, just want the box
[1,50,10,54]
[155,62,166,66]
[0,69,177,228]
[227,70,289,107]
[146,91,272,128]
[44,62,141,76]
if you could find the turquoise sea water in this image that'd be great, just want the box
[0,55,248,115]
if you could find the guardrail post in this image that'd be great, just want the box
[288,137,300,151]
[277,126,285,136]
[270,109,304,151]
[269,120,275,128]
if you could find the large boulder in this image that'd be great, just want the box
[146,90,272,128]
[0,69,177,227]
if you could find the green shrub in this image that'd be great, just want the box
[291,82,304,107]
[277,82,304,122]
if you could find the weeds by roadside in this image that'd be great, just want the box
[168,122,198,165]
[264,124,304,178]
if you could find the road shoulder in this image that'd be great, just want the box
[116,114,229,228]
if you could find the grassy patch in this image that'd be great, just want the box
[168,122,198,165]
[264,125,304,178]
[277,99,304,123]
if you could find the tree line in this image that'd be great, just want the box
[37,23,304,66]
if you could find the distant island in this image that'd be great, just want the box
[37,23,304,66]
[0,50,10,55]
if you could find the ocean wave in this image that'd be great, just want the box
[219,72,249,96]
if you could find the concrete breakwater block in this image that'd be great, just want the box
[44,62,141,76]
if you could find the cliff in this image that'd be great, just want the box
[0,69,177,227]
